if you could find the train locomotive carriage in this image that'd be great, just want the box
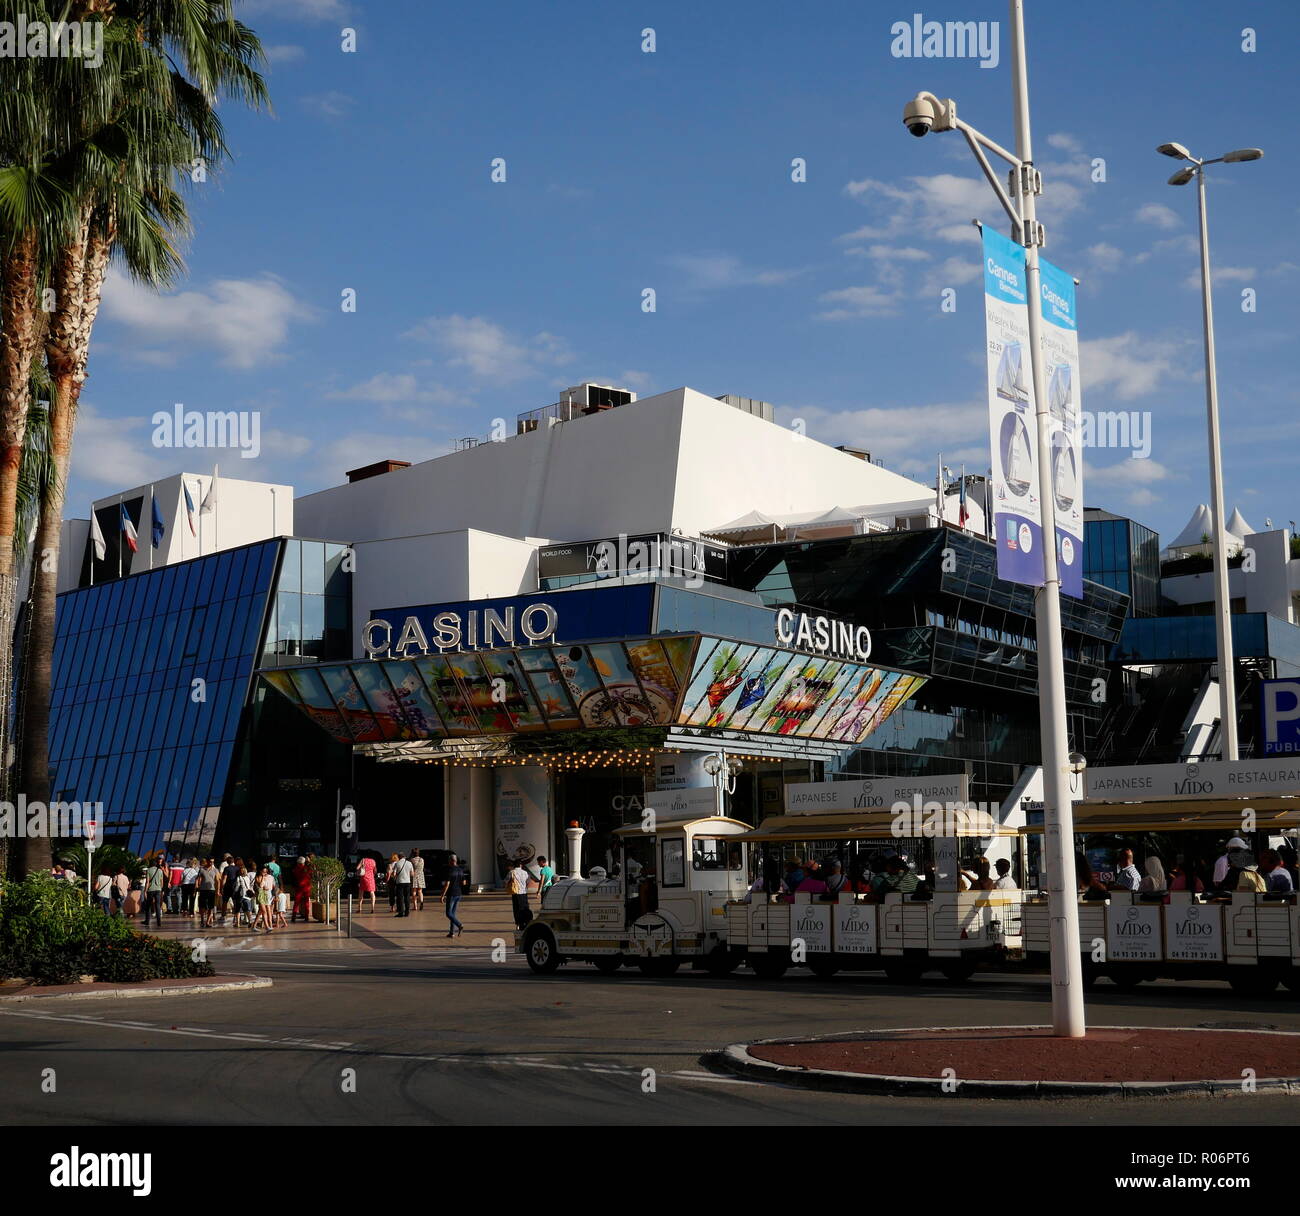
[519,814,752,977]
[516,809,1023,981]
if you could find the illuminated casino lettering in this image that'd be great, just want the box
[775,607,872,662]
[364,602,559,657]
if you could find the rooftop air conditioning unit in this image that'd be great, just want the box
[560,382,636,416]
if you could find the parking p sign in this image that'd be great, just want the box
[1260,678,1300,756]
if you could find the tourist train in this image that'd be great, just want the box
[516,809,1300,996]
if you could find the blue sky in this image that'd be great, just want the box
[76,0,1300,548]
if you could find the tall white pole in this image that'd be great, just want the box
[1195,166,1239,761]
[1010,0,1085,1037]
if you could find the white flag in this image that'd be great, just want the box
[199,466,219,514]
[89,509,106,560]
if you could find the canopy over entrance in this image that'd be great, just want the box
[259,632,927,762]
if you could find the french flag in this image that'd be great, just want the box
[119,503,138,553]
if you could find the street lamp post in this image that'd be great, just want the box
[1158,142,1263,763]
[901,0,1085,1037]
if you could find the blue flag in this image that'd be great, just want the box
[151,494,165,548]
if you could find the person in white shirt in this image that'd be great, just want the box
[391,853,414,917]
[409,848,426,911]
[993,858,1019,890]
[507,861,533,930]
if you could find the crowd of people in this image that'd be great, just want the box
[1075,838,1298,901]
[744,850,1019,903]
[87,853,317,933]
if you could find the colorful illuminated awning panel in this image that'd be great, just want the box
[259,634,925,748]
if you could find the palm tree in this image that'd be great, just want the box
[10,3,268,874]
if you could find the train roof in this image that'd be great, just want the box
[612,815,751,837]
[738,812,1019,841]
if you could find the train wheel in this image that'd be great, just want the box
[750,954,789,980]
[1228,970,1278,997]
[882,959,923,985]
[704,948,741,977]
[1108,970,1144,991]
[637,957,680,978]
[591,955,623,974]
[939,959,977,984]
[808,958,840,980]
[1081,961,1099,990]
[524,927,561,975]
[1281,971,1299,995]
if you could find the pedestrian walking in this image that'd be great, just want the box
[507,859,533,930]
[181,859,199,915]
[356,854,377,913]
[196,859,219,928]
[537,856,556,896]
[290,857,312,922]
[167,858,185,914]
[391,852,414,917]
[220,856,242,926]
[440,853,466,937]
[256,866,276,932]
[143,857,169,928]
[94,869,114,915]
[386,853,400,912]
[112,867,129,917]
[410,847,425,911]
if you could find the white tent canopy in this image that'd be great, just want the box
[1168,503,1214,549]
[1226,507,1255,539]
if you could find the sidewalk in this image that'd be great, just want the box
[137,893,520,953]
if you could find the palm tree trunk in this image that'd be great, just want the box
[16,209,108,875]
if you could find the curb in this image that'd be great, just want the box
[0,975,272,1003]
[717,1024,1300,1099]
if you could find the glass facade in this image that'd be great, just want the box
[49,537,353,857]
[50,540,280,856]
[1084,512,1160,618]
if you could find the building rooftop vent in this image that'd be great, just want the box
[346,459,411,483]
[517,382,636,434]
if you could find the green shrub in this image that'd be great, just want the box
[308,855,345,901]
[0,873,214,985]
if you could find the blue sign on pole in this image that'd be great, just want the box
[1260,677,1300,756]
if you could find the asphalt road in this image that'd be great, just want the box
[3,950,1299,1126]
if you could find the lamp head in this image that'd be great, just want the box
[1157,142,1192,161]
[1167,166,1196,186]
[1222,147,1263,162]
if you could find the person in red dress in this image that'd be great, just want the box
[291,856,314,923]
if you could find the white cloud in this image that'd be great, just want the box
[299,91,354,119]
[99,269,313,369]
[1135,202,1180,230]
[1183,265,1255,290]
[243,0,349,20]
[775,399,985,470]
[1086,242,1125,273]
[264,45,306,64]
[403,314,573,384]
[1079,332,1187,401]
[842,174,990,247]
[814,285,901,320]
[846,245,931,262]
[665,253,807,290]
[70,405,174,489]
[326,372,459,406]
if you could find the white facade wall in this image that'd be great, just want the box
[293,387,937,550]
[348,528,537,658]
[89,472,292,568]
[1162,527,1298,624]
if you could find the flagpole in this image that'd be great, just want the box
[117,495,123,580]
[89,507,95,587]
[148,485,154,571]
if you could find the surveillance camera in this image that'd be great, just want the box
[903,95,935,137]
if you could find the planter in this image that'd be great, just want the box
[310,900,332,924]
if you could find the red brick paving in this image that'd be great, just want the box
[751,1027,1300,1082]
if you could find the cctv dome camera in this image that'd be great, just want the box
[903,96,936,138]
